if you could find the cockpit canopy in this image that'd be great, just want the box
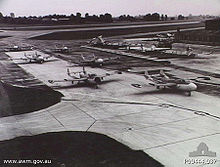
[175,79,190,84]
[88,73,97,78]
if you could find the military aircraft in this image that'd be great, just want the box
[48,67,122,88]
[156,33,174,38]
[77,54,120,67]
[89,35,128,49]
[89,35,106,45]
[9,52,52,64]
[52,46,71,53]
[126,44,171,53]
[131,70,198,96]
[125,33,174,42]
[4,45,33,52]
[158,46,198,58]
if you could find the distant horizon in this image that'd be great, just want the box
[1,12,219,18]
[0,0,219,17]
[1,13,219,18]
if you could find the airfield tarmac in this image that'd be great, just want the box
[0,22,220,167]
[1,49,220,167]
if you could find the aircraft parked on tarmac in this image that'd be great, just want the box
[78,54,120,67]
[48,66,122,88]
[131,69,199,96]
[9,52,52,64]
[52,46,72,53]
[4,45,33,52]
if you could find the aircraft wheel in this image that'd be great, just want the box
[156,86,160,89]
[72,81,77,85]
[186,91,191,96]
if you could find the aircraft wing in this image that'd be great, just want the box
[125,37,160,42]
[64,78,87,82]
[51,48,62,52]
[149,82,177,87]
[81,54,96,63]
[127,69,145,74]
[131,83,150,88]
[43,55,52,60]
[9,57,30,61]
[5,46,33,51]
[144,45,171,52]
[52,48,70,53]
[131,82,176,89]
[102,57,120,62]
[97,73,113,78]
[81,59,93,63]
[153,48,171,51]
[67,74,87,81]
[97,71,122,78]
[23,53,33,59]
[198,51,214,56]
[48,77,87,84]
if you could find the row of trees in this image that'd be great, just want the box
[0,12,186,25]
[0,12,113,24]
[117,13,168,22]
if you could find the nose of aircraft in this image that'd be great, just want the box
[189,82,197,91]
[97,58,104,63]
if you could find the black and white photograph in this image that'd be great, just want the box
[0,0,219,166]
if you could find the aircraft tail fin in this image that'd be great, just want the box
[131,83,142,88]
[144,70,149,75]
[144,71,150,79]
[81,53,96,62]
[81,54,85,60]
[67,68,70,76]
[144,71,156,83]
[92,53,96,59]
[48,80,54,84]
[97,35,105,44]
[159,69,169,79]
[140,44,144,51]
[151,45,156,51]
[83,66,86,74]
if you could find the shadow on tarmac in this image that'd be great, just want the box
[0,131,163,167]
[0,80,63,117]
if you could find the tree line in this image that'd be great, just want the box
[0,12,185,25]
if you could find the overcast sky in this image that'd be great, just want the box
[0,0,219,17]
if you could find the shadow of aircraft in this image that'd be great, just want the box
[52,79,122,90]
[131,88,192,97]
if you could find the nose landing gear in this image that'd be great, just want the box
[186,91,191,96]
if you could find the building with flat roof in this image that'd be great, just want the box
[205,19,220,30]
[175,19,220,45]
